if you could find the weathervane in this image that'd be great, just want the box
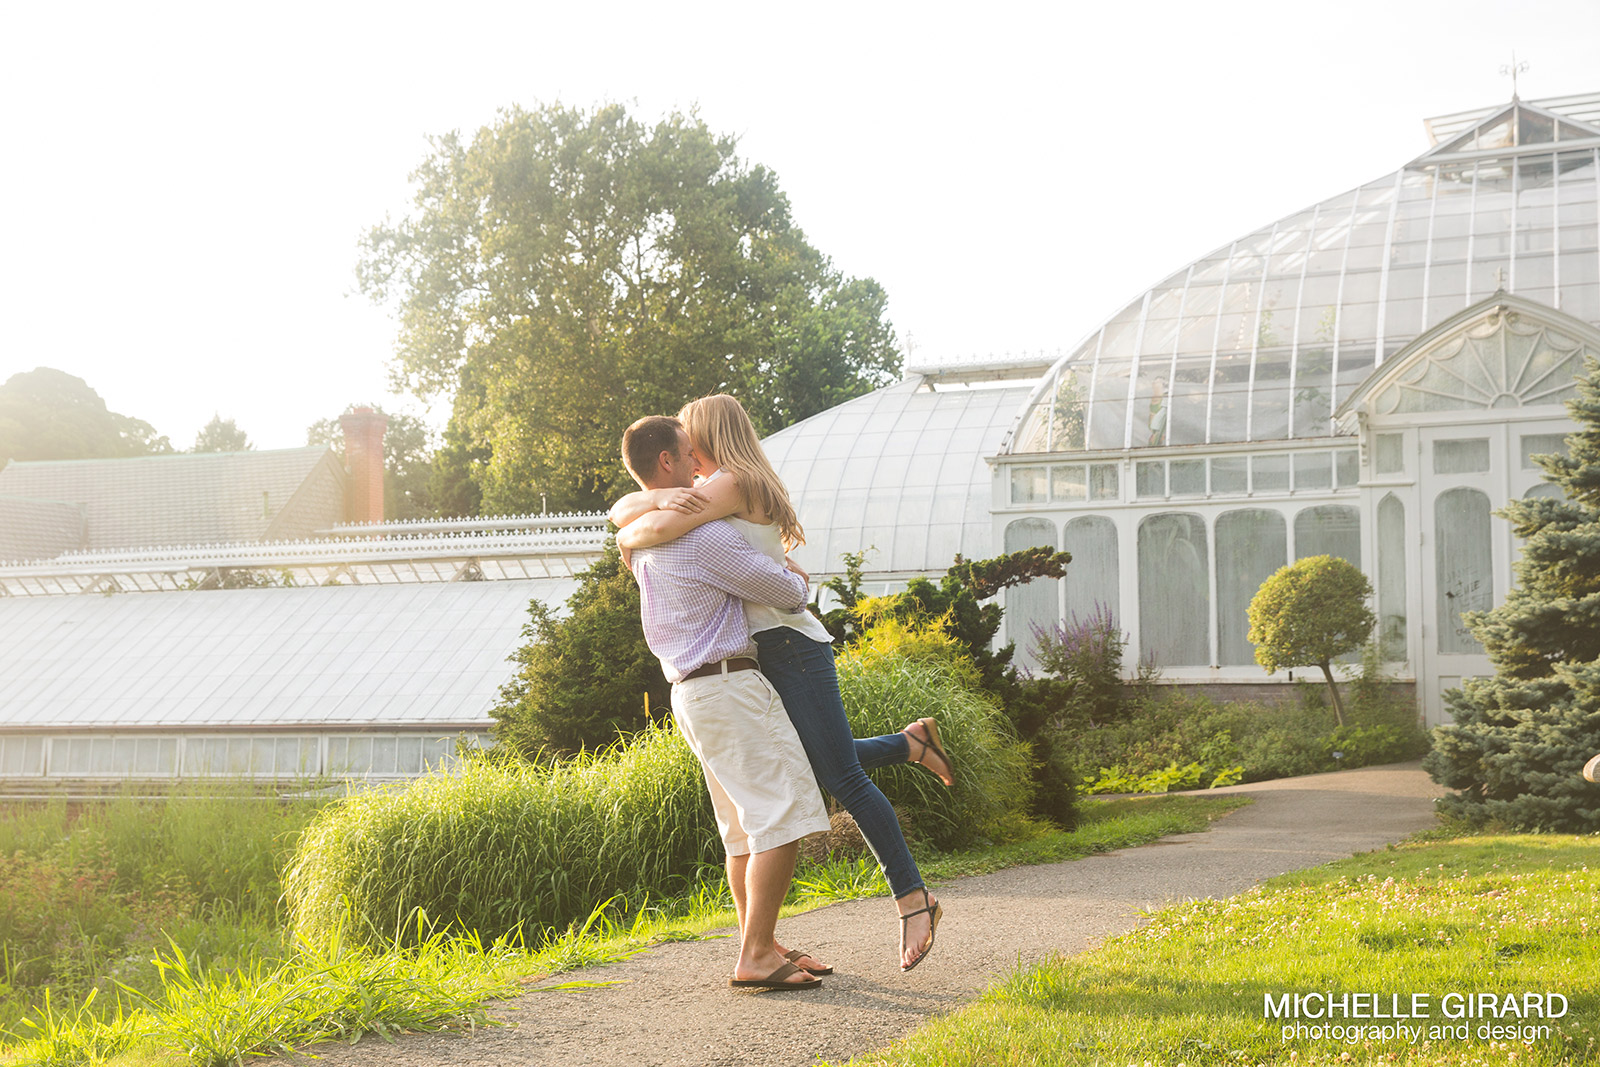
[1500,52,1529,101]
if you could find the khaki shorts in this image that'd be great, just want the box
[670,668,829,856]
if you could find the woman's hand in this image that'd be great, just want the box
[652,487,710,514]
[784,556,810,583]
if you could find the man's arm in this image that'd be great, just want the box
[686,523,808,610]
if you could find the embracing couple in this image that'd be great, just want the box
[612,395,952,992]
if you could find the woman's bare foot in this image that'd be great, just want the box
[896,888,941,971]
[903,718,954,787]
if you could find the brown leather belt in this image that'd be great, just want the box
[681,657,760,681]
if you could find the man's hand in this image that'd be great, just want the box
[620,544,633,571]
[652,487,710,514]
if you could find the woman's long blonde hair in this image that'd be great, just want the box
[677,394,805,550]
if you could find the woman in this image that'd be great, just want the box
[609,394,951,973]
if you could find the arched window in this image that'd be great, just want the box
[1377,494,1407,660]
[1138,513,1209,666]
[1062,516,1119,624]
[1435,488,1492,654]
[1296,505,1361,566]
[1004,518,1058,670]
[1215,510,1286,666]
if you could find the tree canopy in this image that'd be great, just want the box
[0,368,171,465]
[192,414,252,453]
[359,102,900,514]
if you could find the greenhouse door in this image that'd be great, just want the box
[1416,425,1504,724]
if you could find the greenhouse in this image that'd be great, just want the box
[773,91,1600,723]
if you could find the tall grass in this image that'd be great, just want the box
[0,785,324,1036]
[836,616,1037,849]
[284,721,722,947]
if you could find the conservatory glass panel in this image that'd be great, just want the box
[1136,461,1166,499]
[1250,349,1293,440]
[1375,434,1405,474]
[1216,510,1287,666]
[1435,488,1493,655]
[1295,505,1361,566]
[1005,518,1059,672]
[1050,465,1086,502]
[1210,456,1247,494]
[1089,464,1119,501]
[1011,467,1047,505]
[1253,454,1290,492]
[1335,449,1359,487]
[1131,368,1171,448]
[1293,453,1333,491]
[1087,360,1132,450]
[1433,438,1490,474]
[397,736,423,775]
[1138,513,1210,667]
[0,737,44,776]
[1165,354,1212,446]
[1169,459,1206,497]
[1210,350,1252,442]
[343,736,373,775]
[1292,346,1334,437]
[1062,516,1119,625]
[423,737,453,770]
[1520,433,1568,468]
[1377,494,1408,661]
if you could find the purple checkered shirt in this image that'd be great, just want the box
[631,521,810,683]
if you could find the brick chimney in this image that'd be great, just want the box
[339,407,388,525]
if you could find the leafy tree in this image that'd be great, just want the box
[492,539,668,757]
[192,414,252,453]
[0,368,171,464]
[1424,363,1600,831]
[359,102,900,514]
[1247,555,1376,727]
[307,404,438,519]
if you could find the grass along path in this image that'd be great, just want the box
[0,796,1242,1067]
[842,832,1599,1067]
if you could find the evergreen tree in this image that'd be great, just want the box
[1423,361,1600,831]
[492,539,668,758]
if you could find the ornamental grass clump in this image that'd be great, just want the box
[283,721,719,948]
[836,612,1036,849]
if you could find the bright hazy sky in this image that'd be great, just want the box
[3,1,1598,451]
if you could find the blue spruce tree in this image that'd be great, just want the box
[1424,362,1600,830]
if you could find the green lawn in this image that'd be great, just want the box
[840,833,1599,1066]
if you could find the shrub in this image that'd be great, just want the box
[1424,362,1600,831]
[1248,555,1376,726]
[284,722,720,947]
[836,614,1039,848]
[492,539,670,758]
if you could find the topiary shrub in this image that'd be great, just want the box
[284,722,719,947]
[1248,555,1376,726]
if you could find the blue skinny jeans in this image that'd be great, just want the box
[752,626,924,899]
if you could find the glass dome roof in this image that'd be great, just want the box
[764,373,1038,575]
[1007,94,1600,456]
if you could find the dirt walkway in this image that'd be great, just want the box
[292,762,1445,1067]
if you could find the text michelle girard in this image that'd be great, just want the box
[1264,991,1571,1045]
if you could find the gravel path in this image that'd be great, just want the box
[287,761,1445,1067]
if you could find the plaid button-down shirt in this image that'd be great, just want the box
[632,520,810,683]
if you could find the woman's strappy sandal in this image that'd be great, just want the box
[907,717,954,787]
[899,888,943,973]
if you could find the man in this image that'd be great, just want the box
[621,414,831,991]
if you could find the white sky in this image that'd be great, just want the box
[2,0,1597,451]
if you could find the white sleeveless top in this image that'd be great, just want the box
[701,470,833,643]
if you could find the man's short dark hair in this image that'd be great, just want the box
[622,415,683,481]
